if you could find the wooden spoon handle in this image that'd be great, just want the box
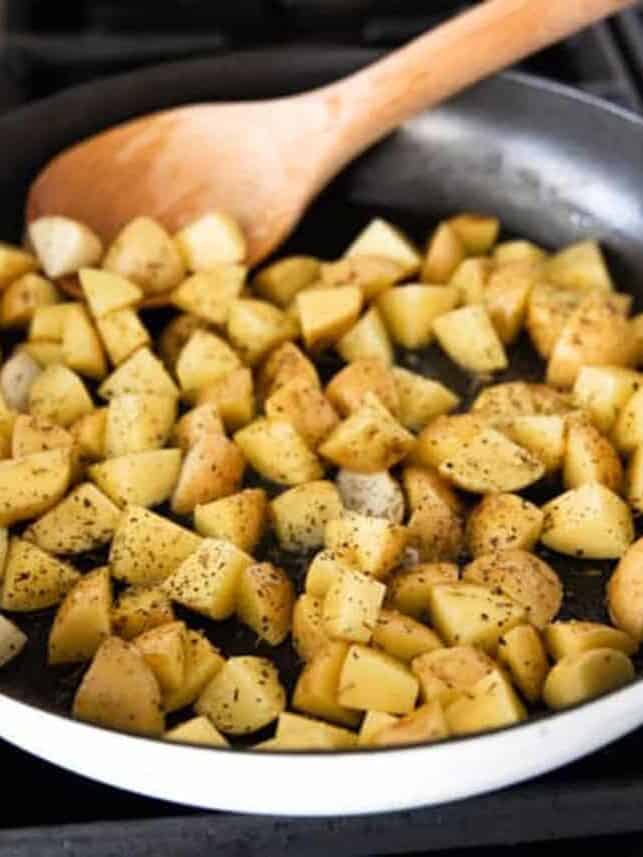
[325,0,636,158]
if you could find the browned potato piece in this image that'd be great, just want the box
[544,621,638,660]
[484,261,538,344]
[271,481,343,552]
[325,510,408,579]
[29,364,94,427]
[345,218,421,278]
[321,255,404,300]
[407,495,465,563]
[292,593,329,661]
[336,469,405,523]
[497,624,549,703]
[336,306,394,367]
[337,644,419,714]
[104,394,177,457]
[103,216,184,294]
[463,550,562,629]
[525,283,583,360]
[70,408,107,462]
[96,309,150,375]
[275,712,357,750]
[0,447,72,527]
[411,646,495,706]
[48,566,111,664]
[471,381,534,421]
[377,285,460,349]
[175,330,241,403]
[466,494,543,557]
[501,415,565,474]
[387,563,459,619]
[254,256,320,306]
[256,342,319,402]
[546,240,613,292]
[305,549,357,599]
[401,465,462,515]
[372,608,443,662]
[543,648,634,710]
[421,222,465,283]
[111,586,174,641]
[89,449,182,509]
[163,630,225,713]
[323,567,386,644]
[448,213,499,255]
[450,257,493,304]
[98,347,179,400]
[236,562,295,646]
[12,414,74,459]
[1,273,59,329]
[607,538,643,640]
[392,367,459,432]
[195,489,267,553]
[172,403,224,451]
[357,711,399,746]
[445,670,527,735]
[73,636,164,736]
[410,414,488,470]
[563,420,622,492]
[573,366,641,434]
[234,418,323,486]
[135,620,187,693]
[227,299,297,366]
[1,537,80,611]
[297,286,362,350]
[293,639,361,726]
[371,700,449,747]
[171,265,246,324]
[325,359,399,417]
[265,377,339,449]
[158,313,205,371]
[171,433,245,516]
[197,367,255,432]
[433,305,508,373]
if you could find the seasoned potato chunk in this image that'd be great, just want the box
[265,377,339,449]
[357,711,399,746]
[305,549,356,598]
[494,240,546,265]
[271,481,343,552]
[392,367,459,432]
[12,414,73,459]
[544,621,637,660]
[0,447,72,527]
[48,566,111,664]
[387,563,459,619]
[1,537,80,611]
[234,418,322,485]
[176,330,241,403]
[103,216,185,294]
[323,568,386,643]
[338,644,419,714]
[89,449,182,509]
[135,620,187,693]
[175,211,246,270]
[448,213,499,255]
[29,365,94,427]
[255,255,320,307]
[104,394,176,457]
[546,240,613,292]
[563,420,622,492]
[372,609,442,662]
[466,494,543,557]
[96,308,151,366]
[165,716,228,748]
[433,305,508,373]
[292,593,329,662]
[526,283,582,360]
[336,469,404,523]
[29,216,102,278]
[325,359,398,418]
[236,562,295,646]
[163,630,225,713]
[194,489,267,553]
[407,495,465,563]
[275,712,357,750]
[256,342,319,402]
[1,351,42,413]
[421,222,465,283]
[171,433,245,516]
[451,257,493,304]
[62,303,107,380]
[345,218,421,278]
[197,367,255,432]
[171,265,246,325]
[612,386,643,454]
[325,510,408,579]
[445,670,527,735]
[297,286,363,350]
[227,298,297,366]
[98,347,178,400]
[498,624,549,703]
[573,366,641,434]
[543,648,634,710]
[402,465,462,515]
[292,640,360,726]
[321,255,404,300]
[172,403,224,451]
[1,273,59,329]
[607,538,643,640]
[377,285,459,349]
[79,268,142,318]
[0,614,27,667]
[411,414,488,470]
[111,586,174,641]
[411,646,495,706]
[336,306,394,366]
[500,415,565,474]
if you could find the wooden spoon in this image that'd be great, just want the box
[28,0,634,273]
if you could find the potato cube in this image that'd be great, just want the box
[254,256,320,306]
[265,378,339,449]
[0,614,27,667]
[422,222,465,283]
[271,481,343,552]
[450,257,493,305]
[292,594,329,661]
[357,711,399,746]
[109,505,201,585]
[305,549,357,598]
[96,308,151,366]
[12,414,73,459]
[612,386,643,453]
[31,301,71,342]
[171,265,246,324]
[526,283,582,359]
[158,314,205,371]
[176,330,241,402]
[546,240,613,292]
[445,670,527,735]
[1,537,80,611]
[466,494,543,557]
[500,415,565,474]
[411,646,495,706]
[448,213,499,255]
[484,262,536,345]
[162,538,252,620]
[609,539,643,640]
[256,342,319,403]
[196,656,285,735]
[29,365,94,427]
[338,644,418,714]
[543,648,634,710]
[323,568,386,643]
[401,465,462,515]
[346,218,420,276]
[541,483,633,559]
[433,305,508,373]
[471,382,534,421]
[79,268,142,318]
[228,299,297,366]
[325,510,408,579]
[111,586,174,641]
[25,482,120,555]
[573,366,641,434]
[172,403,224,451]
[62,303,107,380]
[529,383,573,416]
[493,240,546,265]
[104,216,185,294]
[236,562,295,645]
[387,563,459,619]
[70,408,107,462]
[165,716,228,747]
[325,359,398,418]
[0,242,37,288]
[175,211,246,270]
[292,640,360,726]
[380,282,462,350]
[370,701,449,747]
[497,624,548,703]
[98,347,178,400]
[410,413,488,470]
[135,620,187,693]
[336,306,394,366]
[234,418,322,486]
[0,447,72,526]
[104,394,176,457]
[428,582,526,653]
[171,433,245,516]
[48,566,111,664]
[275,712,357,750]
[321,255,404,301]
[564,420,622,492]
[1,351,42,413]
[297,286,362,350]
[319,392,414,473]
[163,630,225,713]
[29,216,102,278]
[89,448,180,508]
[336,469,404,523]
[195,488,266,552]
[544,621,637,661]
[1,273,59,329]
[372,608,442,662]
[194,367,254,433]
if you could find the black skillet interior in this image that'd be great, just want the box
[1,47,643,736]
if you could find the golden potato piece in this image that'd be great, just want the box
[321,255,404,301]
[255,255,320,307]
[387,563,459,620]
[371,700,449,747]
[135,620,187,693]
[171,265,246,325]
[271,481,343,552]
[0,614,27,667]
[111,586,174,641]
[234,418,323,486]
[1,273,59,329]
[377,285,459,349]
[337,644,418,714]
[627,446,643,514]
[194,489,267,553]
[466,494,543,557]
[546,240,613,292]
[372,608,443,662]
[79,268,143,318]
[612,386,643,454]
[484,261,537,344]
[543,648,634,710]
[471,381,534,421]
[0,242,37,288]
[89,449,182,509]
[401,465,462,515]
[292,640,361,727]
[297,286,363,350]
[236,562,295,646]
[1,537,80,611]
[171,433,245,516]
[172,403,224,451]
[292,594,329,662]
[573,366,641,435]
[525,283,582,360]
[0,447,72,527]
[323,567,386,644]
[607,538,643,640]
[448,213,499,255]
[256,341,319,402]
[98,347,178,400]
[392,367,459,432]
[544,621,638,660]
[336,469,405,523]
[450,256,493,305]
[11,414,73,459]
[29,365,94,427]
[197,367,254,432]
[62,303,107,380]
[433,305,508,374]
[163,630,225,713]
[501,415,565,474]
[563,420,622,492]
[305,549,357,599]
[497,624,549,703]
[445,670,527,735]
[48,566,111,665]
[165,716,228,748]
[104,216,185,294]
[407,495,465,563]
[357,711,399,746]
[325,359,399,418]
[227,299,297,366]
[493,240,546,265]
[410,414,486,469]
[411,646,495,707]
[345,218,421,278]
[96,308,150,367]
[158,313,204,371]
[325,510,408,579]
[175,211,246,270]
[275,712,357,750]
[336,306,394,367]
[104,393,176,458]
[265,377,339,449]
[1,351,42,413]
[421,222,465,283]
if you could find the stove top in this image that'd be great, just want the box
[2,2,643,855]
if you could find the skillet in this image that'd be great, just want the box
[1,47,643,816]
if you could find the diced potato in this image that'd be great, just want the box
[529,383,573,416]
[109,505,201,585]
[573,366,641,434]
[175,330,241,403]
[29,364,93,427]
[297,286,362,350]
[0,242,37,288]
[158,313,205,371]
[407,494,465,562]
[305,550,357,598]
[195,489,267,553]
[234,418,322,486]
[377,285,460,349]
[48,567,111,664]
[450,257,493,304]
[387,563,459,619]
[326,359,398,418]
[463,550,562,629]
[271,481,343,552]
[265,378,339,449]
[1,537,80,610]
[171,433,245,516]
[292,594,329,661]
[411,646,495,707]
[12,414,74,459]
[104,394,176,458]
[1,273,59,329]
[493,240,546,265]
[321,255,404,301]
[171,265,246,324]
[541,483,633,559]
[236,562,295,645]
[62,303,107,380]
[70,408,106,462]
[319,392,414,473]
[543,648,634,710]
[485,262,537,344]
[563,420,622,492]
[325,510,408,579]
[546,240,613,292]
[20,341,64,368]
[500,415,565,474]
[163,630,225,713]
[392,367,459,432]
[547,293,634,388]
[497,624,548,703]
[401,465,462,515]
[438,427,545,493]
[79,268,142,318]
[607,539,643,640]
[96,308,151,366]
[227,299,297,366]
[89,449,181,509]
[428,582,526,653]
[338,644,418,714]
[197,367,255,432]
[98,347,178,400]
[544,621,637,660]
[275,712,357,750]
[196,656,285,735]
[0,614,27,667]
[336,469,404,523]
[336,306,394,367]
[292,640,360,726]
[73,636,164,736]
[111,586,174,641]
[525,283,582,359]
[612,386,643,454]
[448,213,499,255]
[29,216,102,278]
[370,700,449,747]
[162,538,252,620]
[104,216,185,294]
[256,342,319,403]
[471,381,534,421]
[135,620,187,693]
[358,711,399,746]
[0,447,72,526]
[421,223,465,283]
[172,403,224,451]
[25,482,120,555]
[372,608,442,662]
[433,305,508,373]
[466,494,543,556]
[345,218,421,278]
[323,568,386,643]
[175,211,246,270]
[445,670,527,735]
[165,716,228,747]
[255,256,320,307]
[1,351,42,412]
